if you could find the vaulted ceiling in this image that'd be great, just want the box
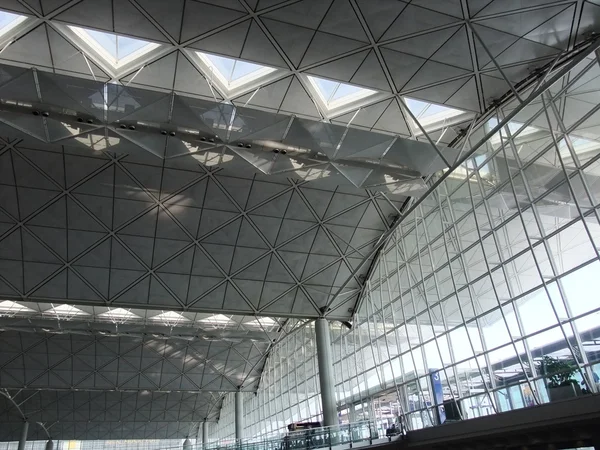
[0,0,598,442]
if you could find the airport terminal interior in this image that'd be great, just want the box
[0,0,599,449]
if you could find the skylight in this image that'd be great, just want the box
[197,52,276,91]
[308,76,376,112]
[68,26,160,69]
[404,97,471,132]
[0,10,27,40]
[150,311,189,325]
[99,308,139,321]
[245,317,279,329]
[43,304,88,319]
[0,300,33,316]
[199,314,234,326]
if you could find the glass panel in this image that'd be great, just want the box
[308,75,376,110]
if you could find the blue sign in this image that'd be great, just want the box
[429,369,446,424]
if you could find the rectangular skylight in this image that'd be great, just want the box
[68,26,160,69]
[196,52,276,91]
[308,76,376,111]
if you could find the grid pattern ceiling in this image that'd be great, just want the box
[0,0,595,124]
[0,0,598,443]
[0,131,405,319]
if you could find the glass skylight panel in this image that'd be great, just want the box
[0,10,27,39]
[199,314,234,326]
[0,300,33,315]
[99,308,139,321]
[68,26,160,69]
[197,52,276,91]
[404,97,469,130]
[44,304,88,318]
[150,311,189,324]
[245,317,279,329]
[308,76,376,111]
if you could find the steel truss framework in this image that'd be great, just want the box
[212,38,600,442]
[0,0,594,127]
[0,317,308,440]
[0,0,599,443]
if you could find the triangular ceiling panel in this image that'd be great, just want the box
[486,38,560,69]
[355,0,407,41]
[477,4,571,38]
[263,0,334,29]
[524,4,575,50]
[300,32,366,68]
[382,25,461,59]
[380,48,425,92]
[350,50,390,91]
[135,0,185,42]
[471,24,519,69]
[318,0,369,42]
[372,99,411,136]
[190,20,252,58]
[47,28,108,79]
[404,60,471,91]
[232,76,292,110]
[333,99,392,129]
[120,51,178,90]
[446,76,481,112]
[0,0,35,14]
[180,2,247,42]
[307,50,370,83]
[431,26,473,70]
[382,4,461,41]
[0,24,52,67]
[173,52,221,99]
[408,76,475,106]
[279,77,321,118]
[240,21,288,68]
[262,18,314,68]
[113,0,170,43]
[410,0,464,18]
[54,0,113,31]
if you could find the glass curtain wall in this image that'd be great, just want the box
[217,41,600,439]
[243,324,322,439]
[331,45,600,430]
[208,394,235,442]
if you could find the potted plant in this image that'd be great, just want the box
[537,355,581,402]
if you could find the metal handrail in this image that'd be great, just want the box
[194,420,393,450]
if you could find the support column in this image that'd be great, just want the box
[182,438,192,450]
[18,422,29,450]
[45,441,54,450]
[203,421,208,445]
[235,391,243,441]
[315,318,337,427]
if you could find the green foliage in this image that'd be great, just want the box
[537,355,577,388]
